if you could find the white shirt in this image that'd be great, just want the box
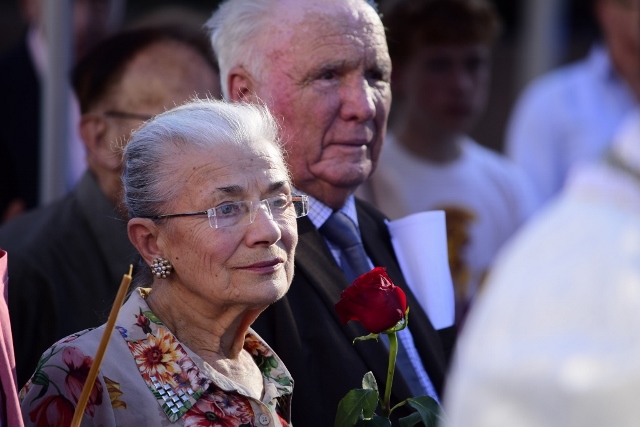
[443,110,640,427]
[506,44,638,208]
[360,134,537,306]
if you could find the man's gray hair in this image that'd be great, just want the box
[122,98,284,219]
[205,0,379,100]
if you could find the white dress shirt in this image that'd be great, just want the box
[506,44,638,208]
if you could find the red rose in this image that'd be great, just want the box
[335,267,407,333]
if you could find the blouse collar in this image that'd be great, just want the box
[115,288,293,423]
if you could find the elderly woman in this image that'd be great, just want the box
[19,100,307,426]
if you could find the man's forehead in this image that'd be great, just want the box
[272,0,380,31]
[265,0,385,54]
[109,43,215,110]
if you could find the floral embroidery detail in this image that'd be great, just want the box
[22,345,105,424]
[20,291,293,427]
[116,326,128,338]
[104,376,127,410]
[245,333,292,391]
[244,334,272,358]
[29,394,75,426]
[175,355,210,392]
[134,308,153,334]
[62,346,104,416]
[183,388,254,427]
[129,327,182,386]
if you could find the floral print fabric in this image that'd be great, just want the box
[20,288,293,427]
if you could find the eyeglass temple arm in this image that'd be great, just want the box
[152,211,208,220]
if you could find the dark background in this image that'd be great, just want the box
[0,0,601,153]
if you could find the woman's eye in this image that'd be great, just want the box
[218,203,240,216]
[270,196,289,209]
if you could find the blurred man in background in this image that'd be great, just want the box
[506,0,639,208]
[359,0,537,325]
[0,26,220,387]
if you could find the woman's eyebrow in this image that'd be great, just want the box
[268,181,288,192]
[215,185,244,195]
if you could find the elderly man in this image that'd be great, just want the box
[207,0,452,424]
[0,26,220,387]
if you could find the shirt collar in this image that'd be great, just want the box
[116,288,293,423]
[297,190,360,231]
[588,43,622,83]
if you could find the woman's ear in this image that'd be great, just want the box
[227,65,260,103]
[127,218,162,265]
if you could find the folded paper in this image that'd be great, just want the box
[387,211,455,330]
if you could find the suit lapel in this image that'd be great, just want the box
[357,201,446,395]
[294,216,397,389]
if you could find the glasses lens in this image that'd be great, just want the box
[208,195,309,229]
[209,201,250,228]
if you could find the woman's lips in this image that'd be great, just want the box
[240,258,284,273]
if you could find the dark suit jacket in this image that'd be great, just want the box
[0,172,137,387]
[252,199,454,426]
[0,37,41,214]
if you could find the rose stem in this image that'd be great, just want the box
[382,331,398,418]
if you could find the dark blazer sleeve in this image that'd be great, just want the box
[252,202,453,426]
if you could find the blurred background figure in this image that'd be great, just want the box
[443,109,640,427]
[0,0,126,223]
[506,0,640,208]
[0,26,220,388]
[358,0,537,326]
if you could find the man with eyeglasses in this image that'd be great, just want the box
[0,26,221,387]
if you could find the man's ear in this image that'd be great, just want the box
[227,65,260,103]
[79,114,121,170]
[128,218,163,266]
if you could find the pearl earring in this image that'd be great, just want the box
[151,257,173,279]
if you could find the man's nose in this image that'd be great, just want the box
[339,76,376,122]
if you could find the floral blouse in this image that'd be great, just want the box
[20,288,293,426]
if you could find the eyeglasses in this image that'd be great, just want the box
[147,195,309,229]
[104,110,155,121]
